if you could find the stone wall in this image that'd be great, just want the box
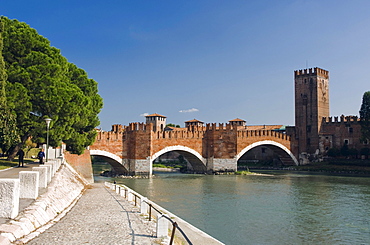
[320,115,369,152]
[63,150,93,184]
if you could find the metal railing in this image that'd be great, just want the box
[106,182,193,245]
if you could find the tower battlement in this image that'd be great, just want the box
[294,67,329,79]
[323,115,360,124]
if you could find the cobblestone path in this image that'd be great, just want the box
[25,183,161,245]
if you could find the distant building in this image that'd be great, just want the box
[287,67,369,163]
[145,113,166,132]
[185,119,204,128]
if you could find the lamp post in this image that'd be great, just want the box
[44,118,52,162]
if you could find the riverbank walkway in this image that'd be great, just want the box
[1,164,161,244]
[17,182,161,244]
[0,161,41,179]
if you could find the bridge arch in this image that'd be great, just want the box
[90,150,128,175]
[236,140,298,166]
[150,145,207,173]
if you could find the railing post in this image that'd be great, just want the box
[156,214,169,238]
[127,190,133,202]
[19,171,39,199]
[149,204,152,221]
[0,179,20,219]
[140,198,148,214]
[169,222,178,245]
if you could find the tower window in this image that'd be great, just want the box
[344,139,349,145]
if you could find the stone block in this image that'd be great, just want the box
[0,235,10,245]
[9,221,29,237]
[0,179,20,219]
[18,218,35,233]
[19,171,39,199]
[140,197,148,214]
[0,224,23,240]
[32,167,48,188]
[127,190,134,202]
[23,212,41,229]
[156,214,169,238]
[45,162,55,176]
[42,165,52,183]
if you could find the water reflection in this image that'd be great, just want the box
[97,171,370,244]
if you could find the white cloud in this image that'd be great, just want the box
[179,108,199,113]
[140,113,149,117]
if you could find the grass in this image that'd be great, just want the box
[235,170,255,175]
[0,157,36,170]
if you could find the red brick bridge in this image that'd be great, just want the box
[90,120,299,175]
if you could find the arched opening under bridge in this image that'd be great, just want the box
[236,140,298,170]
[150,146,207,173]
[90,150,128,176]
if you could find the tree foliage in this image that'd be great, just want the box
[0,16,103,158]
[0,17,19,153]
[360,91,370,142]
[166,123,180,128]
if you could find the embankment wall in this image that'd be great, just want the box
[0,160,88,245]
[64,150,93,184]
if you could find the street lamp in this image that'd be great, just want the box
[44,118,52,162]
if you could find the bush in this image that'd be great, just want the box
[360,147,370,156]
[327,148,340,157]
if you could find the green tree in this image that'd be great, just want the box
[360,91,370,142]
[0,17,18,154]
[1,17,103,159]
[166,123,180,128]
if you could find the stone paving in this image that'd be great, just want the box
[22,183,162,245]
[0,161,41,179]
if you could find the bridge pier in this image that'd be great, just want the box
[123,158,152,176]
[206,158,237,173]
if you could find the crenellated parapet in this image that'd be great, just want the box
[294,67,329,79]
[237,130,290,141]
[95,129,124,141]
[154,130,205,139]
[205,123,238,131]
[126,122,153,132]
[322,115,360,124]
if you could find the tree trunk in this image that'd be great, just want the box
[7,134,29,161]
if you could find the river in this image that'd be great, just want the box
[94,169,370,244]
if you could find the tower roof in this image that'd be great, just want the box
[146,113,166,118]
[185,119,204,123]
[229,118,246,122]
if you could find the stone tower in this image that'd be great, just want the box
[294,67,329,157]
[145,113,166,132]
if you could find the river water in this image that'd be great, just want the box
[95,170,370,244]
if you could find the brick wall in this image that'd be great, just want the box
[64,150,93,184]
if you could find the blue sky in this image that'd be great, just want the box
[3,0,370,130]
